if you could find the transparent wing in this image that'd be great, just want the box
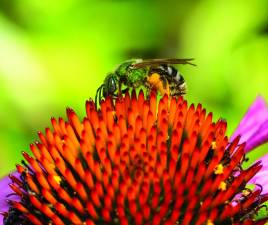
[132,58,196,68]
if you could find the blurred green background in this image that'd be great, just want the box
[0,0,268,177]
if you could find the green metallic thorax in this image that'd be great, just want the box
[115,59,149,88]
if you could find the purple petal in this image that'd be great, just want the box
[249,154,268,194]
[231,96,268,152]
[0,174,18,225]
[245,120,268,151]
[0,176,10,225]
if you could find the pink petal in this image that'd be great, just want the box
[0,174,19,225]
[249,154,268,194]
[231,96,268,152]
[0,175,11,225]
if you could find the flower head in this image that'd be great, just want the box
[1,91,268,225]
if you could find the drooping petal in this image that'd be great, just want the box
[231,96,268,152]
[0,176,12,210]
[250,154,268,194]
[245,120,268,152]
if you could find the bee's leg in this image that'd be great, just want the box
[178,82,187,95]
[118,82,122,97]
[144,81,151,99]
[145,86,151,99]
[145,83,152,98]
[112,94,118,103]
[95,87,100,108]
[158,75,170,96]
[95,85,104,108]
[99,85,103,105]
[159,74,168,89]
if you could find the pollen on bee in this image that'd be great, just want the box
[147,73,170,96]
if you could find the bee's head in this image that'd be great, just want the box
[103,73,118,97]
[95,73,119,107]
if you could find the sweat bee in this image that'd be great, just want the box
[95,58,195,105]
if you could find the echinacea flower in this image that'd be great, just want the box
[0,91,268,225]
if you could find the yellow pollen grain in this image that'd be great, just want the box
[214,164,224,174]
[218,181,227,191]
[211,141,217,150]
[207,219,214,225]
[242,189,251,196]
[53,175,62,184]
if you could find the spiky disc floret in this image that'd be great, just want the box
[3,91,268,225]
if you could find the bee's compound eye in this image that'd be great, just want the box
[108,77,117,94]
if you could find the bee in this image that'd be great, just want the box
[95,58,195,105]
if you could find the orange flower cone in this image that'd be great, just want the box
[1,91,268,225]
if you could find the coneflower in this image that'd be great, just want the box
[0,91,268,225]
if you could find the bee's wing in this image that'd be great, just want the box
[132,58,196,68]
